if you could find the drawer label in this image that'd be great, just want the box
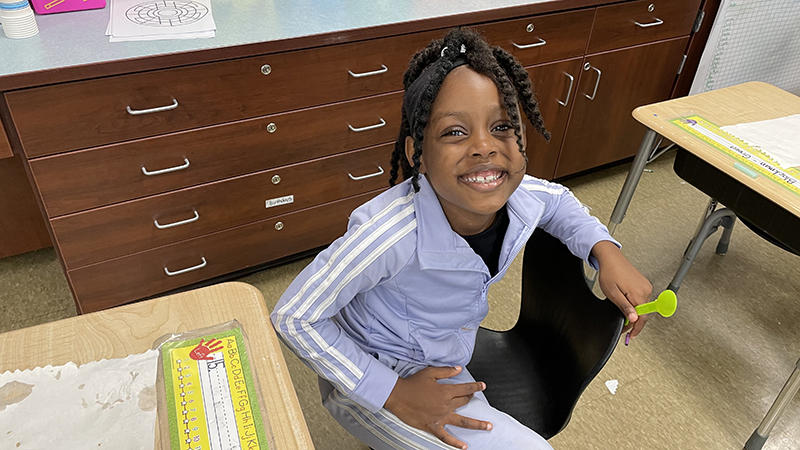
[265,195,294,209]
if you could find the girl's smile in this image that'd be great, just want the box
[458,168,507,191]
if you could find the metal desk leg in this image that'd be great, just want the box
[667,207,737,293]
[744,357,800,450]
[607,129,661,236]
[587,130,661,288]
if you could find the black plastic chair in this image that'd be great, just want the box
[467,228,624,439]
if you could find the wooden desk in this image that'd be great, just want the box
[0,282,314,450]
[609,81,800,450]
[609,82,800,236]
[634,81,800,220]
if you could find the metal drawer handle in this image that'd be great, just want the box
[348,165,384,181]
[584,65,602,100]
[557,73,574,106]
[126,99,179,116]
[164,256,207,276]
[348,118,387,133]
[141,158,190,176]
[512,38,547,49]
[154,210,199,230]
[348,65,388,78]
[634,18,664,28]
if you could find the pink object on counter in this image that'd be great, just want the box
[29,0,105,14]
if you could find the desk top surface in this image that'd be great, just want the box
[0,281,314,450]
[633,82,800,220]
[0,0,587,86]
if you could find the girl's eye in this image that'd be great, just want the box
[493,123,513,132]
[442,129,465,137]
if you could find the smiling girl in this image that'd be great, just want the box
[271,27,652,450]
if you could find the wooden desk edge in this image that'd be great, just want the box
[631,82,800,219]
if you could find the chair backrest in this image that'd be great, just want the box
[520,228,625,380]
[468,228,623,438]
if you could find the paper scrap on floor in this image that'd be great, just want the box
[107,0,215,42]
[0,350,158,449]
[721,114,800,170]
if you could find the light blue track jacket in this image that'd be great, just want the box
[271,174,617,414]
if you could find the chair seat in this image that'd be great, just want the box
[469,324,583,438]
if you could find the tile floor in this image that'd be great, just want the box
[1,150,798,450]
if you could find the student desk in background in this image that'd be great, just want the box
[608,81,800,450]
[0,282,314,449]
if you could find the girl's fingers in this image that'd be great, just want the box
[436,429,468,450]
[449,413,493,431]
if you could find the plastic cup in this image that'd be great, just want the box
[0,4,38,39]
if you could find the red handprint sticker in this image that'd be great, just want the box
[189,338,224,361]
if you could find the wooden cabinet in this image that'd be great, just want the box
[588,0,703,53]
[478,9,595,66]
[1,0,709,312]
[0,156,51,259]
[0,126,11,159]
[524,57,585,179]
[555,37,690,177]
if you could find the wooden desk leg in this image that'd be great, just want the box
[745,357,800,450]
[607,129,661,236]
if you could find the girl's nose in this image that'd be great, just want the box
[470,131,497,158]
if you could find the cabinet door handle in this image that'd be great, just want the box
[634,18,664,28]
[512,38,547,49]
[557,73,575,106]
[141,158,190,176]
[154,210,200,230]
[348,65,388,78]
[126,99,179,116]
[164,257,207,276]
[584,65,602,100]
[348,118,387,133]
[348,165,384,181]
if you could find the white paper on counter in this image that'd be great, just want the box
[721,114,800,169]
[107,0,216,41]
[0,350,158,449]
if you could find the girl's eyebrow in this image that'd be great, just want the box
[430,104,505,125]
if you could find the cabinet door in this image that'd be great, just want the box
[524,57,584,180]
[555,37,689,178]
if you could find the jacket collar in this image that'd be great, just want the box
[413,175,544,275]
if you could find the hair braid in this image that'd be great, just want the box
[492,47,550,141]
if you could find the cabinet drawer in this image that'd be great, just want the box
[587,0,702,54]
[479,9,595,66]
[30,91,402,217]
[52,144,392,269]
[68,190,379,313]
[7,30,439,157]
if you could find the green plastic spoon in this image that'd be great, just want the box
[624,289,677,326]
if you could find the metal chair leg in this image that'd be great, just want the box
[667,208,737,293]
[744,357,800,450]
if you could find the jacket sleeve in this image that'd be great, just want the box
[521,175,619,270]
[270,192,417,413]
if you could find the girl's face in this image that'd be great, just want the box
[406,66,527,236]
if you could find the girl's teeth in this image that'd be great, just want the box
[464,173,500,183]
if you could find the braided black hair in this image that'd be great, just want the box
[389,27,550,192]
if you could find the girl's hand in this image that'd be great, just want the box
[592,240,653,338]
[384,366,492,449]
